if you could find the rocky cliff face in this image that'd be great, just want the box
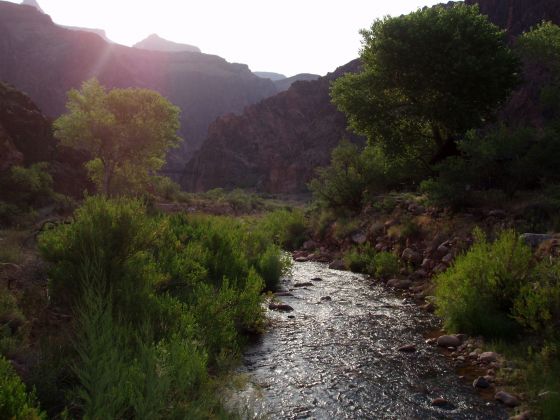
[0,82,89,196]
[466,0,560,35]
[182,60,361,193]
[0,1,277,172]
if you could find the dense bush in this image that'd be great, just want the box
[435,229,532,337]
[37,196,291,417]
[0,287,26,358]
[422,126,560,207]
[343,245,399,278]
[256,208,307,250]
[0,356,44,419]
[0,163,61,226]
[436,229,560,339]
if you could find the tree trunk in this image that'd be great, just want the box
[102,162,114,196]
[430,136,460,165]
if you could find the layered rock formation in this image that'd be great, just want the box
[182,60,361,193]
[254,72,287,81]
[133,34,201,53]
[0,1,276,172]
[466,0,560,35]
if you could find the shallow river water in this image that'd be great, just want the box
[232,261,507,419]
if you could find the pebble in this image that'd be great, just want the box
[425,338,437,345]
[311,277,323,282]
[320,296,332,301]
[295,257,309,262]
[398,344,416,353]
[494,390,519,407]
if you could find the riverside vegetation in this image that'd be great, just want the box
[2,2,560,419]
[303,5,560,419]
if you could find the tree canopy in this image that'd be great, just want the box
[54,79,181,196]
[331,4,520,165]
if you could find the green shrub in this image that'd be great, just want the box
[0,287,26,358]
[435,229,532,337]
[151,175,181,201]
[343,244,376,274]
[0,356,45,419]
[513,259,560,337]
[256,208,307,250]
[372,252,400,279]
[39,197,161,324]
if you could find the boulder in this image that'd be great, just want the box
[437,335,461,348]
[473,376,491,389]
[387,279,412,290]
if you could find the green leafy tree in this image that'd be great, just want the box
[54,79,181,196]
[331,4,520,165]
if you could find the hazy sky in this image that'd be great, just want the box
[11,0,445,76]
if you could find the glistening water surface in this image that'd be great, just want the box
[232,261,507,419]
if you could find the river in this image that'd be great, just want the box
[231,260,507,419]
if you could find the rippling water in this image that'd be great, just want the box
[232,261,507,419]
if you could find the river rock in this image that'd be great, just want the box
[488,209,506,218]
[303,240,317,250]
[437,335,461,348]
[294,282,313,287]
[494,391,519,407]
[510,411,531,420]
[441,253,454,265]
[397,344,416,352]
[473,376,491,389]
[295,256,309,262]
[434,263,448,274]
[520,233,554,248]
[401,248,422,265]
[436,243,450,257]
[274,291,294,297]
[431,397,449,407]
[479,351,498,363]
[268,303,294,312]
[387,279,412,289]
[351,232,368,245]
[329,260,346,270]
[320,296,332,301]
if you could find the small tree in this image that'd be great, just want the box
[54,79,181,196]
[331,4,520,165]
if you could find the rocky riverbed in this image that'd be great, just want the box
[230,260,508,419]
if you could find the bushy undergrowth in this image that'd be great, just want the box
[343,244,399,278]
[0,355,44,419]
[435,229,560,338]
[255,208,307,250]
[35,196,291,417]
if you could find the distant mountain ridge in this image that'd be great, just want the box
[182,60,361,193]
[133,34,201,53]
[0,1,276,173]
[254,72,287,81]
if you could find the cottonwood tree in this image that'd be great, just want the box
[54,79,181,196]
[331,4,520,166]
